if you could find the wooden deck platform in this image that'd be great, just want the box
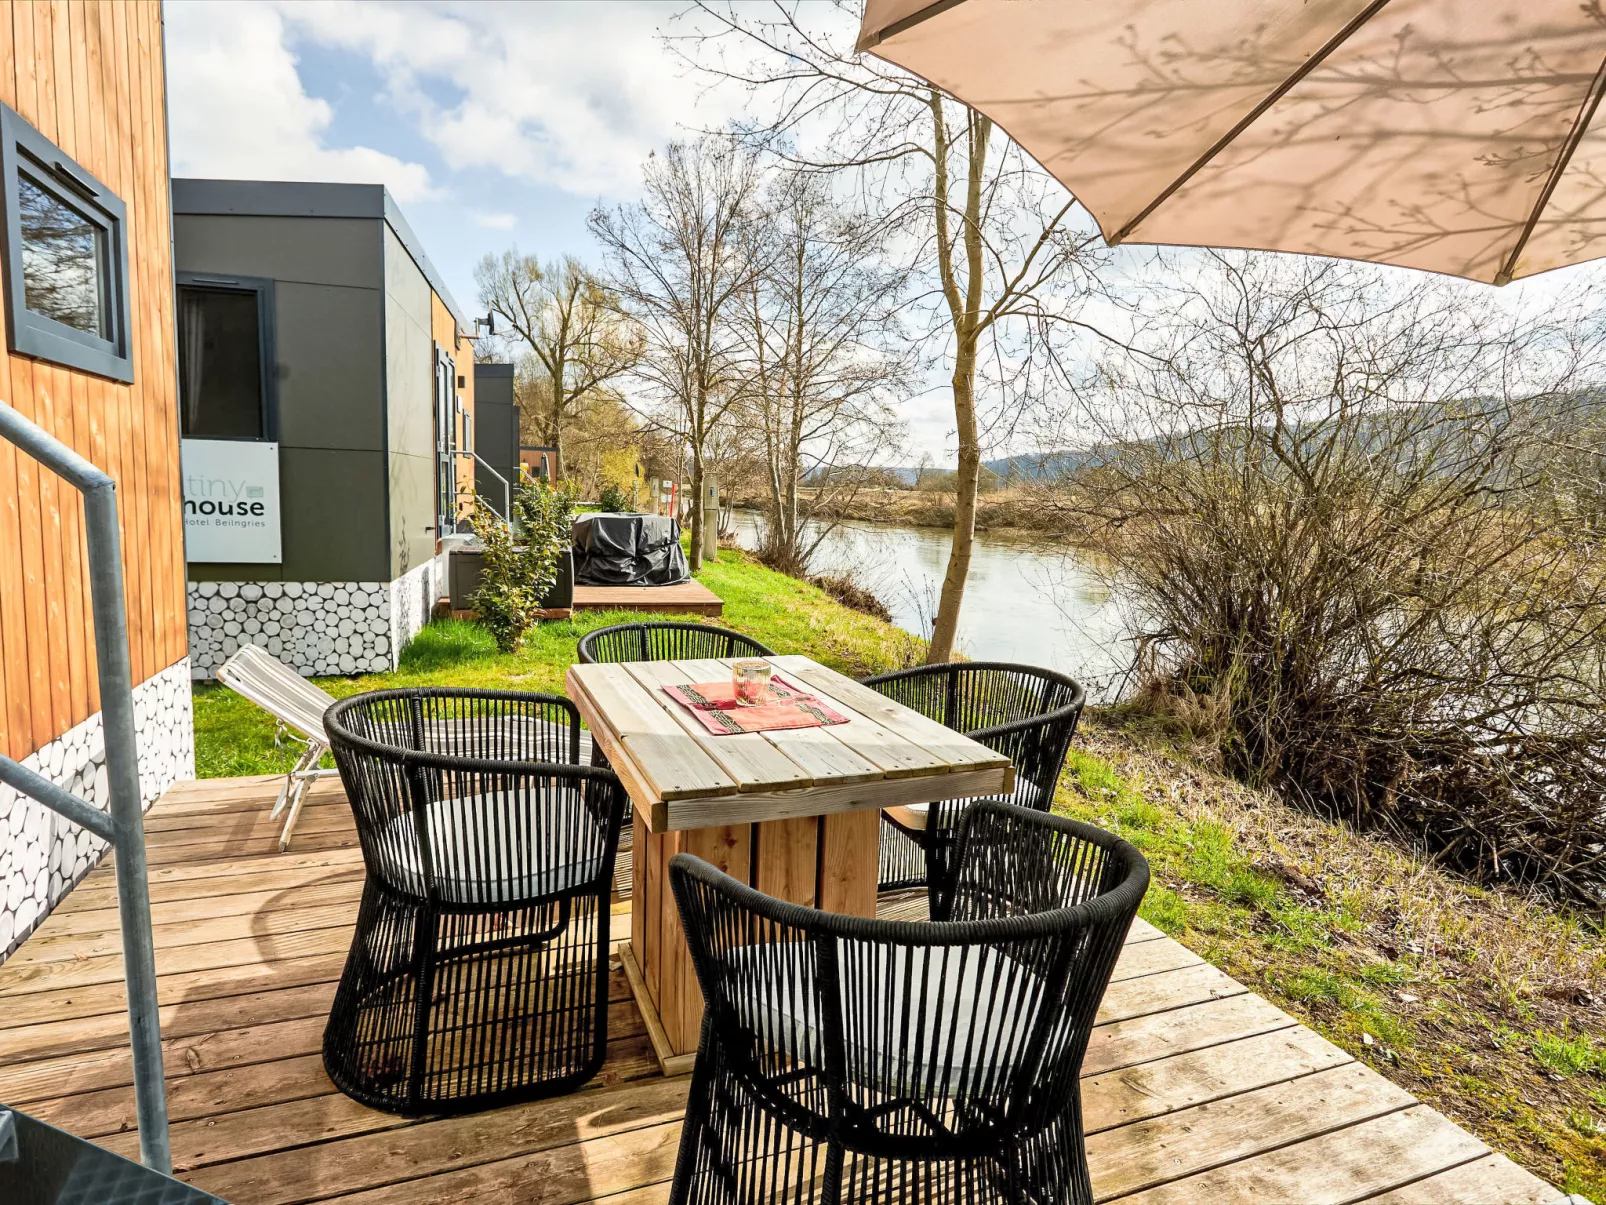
[572,581,723,617]
[0,774,1560,1204]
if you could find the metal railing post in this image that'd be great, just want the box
[457,449,511,523]
[0,401,169,1173]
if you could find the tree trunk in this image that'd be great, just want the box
[688,448,706,571]
[550,352,567,481]
[929,342,978,663]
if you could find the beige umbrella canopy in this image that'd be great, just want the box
[858,0,1606,285]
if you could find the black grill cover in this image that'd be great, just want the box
[572,513,691,586]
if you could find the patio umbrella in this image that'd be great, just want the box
[857,1,1606,284]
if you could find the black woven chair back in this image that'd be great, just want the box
[323,688,627,1114]
[576,621,775,666]
[864,662,1084,809]
[668,801,1148,1204]
[864,662,1086,898]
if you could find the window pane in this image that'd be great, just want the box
[18,174,106,337]
[178,286,264,438]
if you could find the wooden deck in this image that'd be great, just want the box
[572,581,723,617]
[0,774,1561,1204]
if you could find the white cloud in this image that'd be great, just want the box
[164,1,436,201]
[474,211,517,230]
[266,1,748,199]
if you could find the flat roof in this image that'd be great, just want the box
[170,178,471,334]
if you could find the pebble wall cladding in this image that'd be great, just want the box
[187,555,447,681]
[0,658,194,962]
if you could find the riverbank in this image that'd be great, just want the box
[1067,714,1606,1199]
[733,485,1086,537]
[189,547,1603,1195]
[723,509,1129,690]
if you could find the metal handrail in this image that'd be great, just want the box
[455,448,511,522]
[0,401,169,1173]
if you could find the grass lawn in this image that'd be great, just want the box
[192,548,924,778]
[190,544,1604,1195]
[1059,718,1606,1200]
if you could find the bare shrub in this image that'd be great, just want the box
[806,571,894,624]
[1062,253,1606,903]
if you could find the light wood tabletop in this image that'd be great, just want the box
[565,653,1015,832]
[568,652,1018,1072]
[571,655,1008,835]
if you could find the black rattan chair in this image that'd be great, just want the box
[668,800,1149,1205]
[576,621,776,665]
[863,662,1086,903]
[323,688,628,1115]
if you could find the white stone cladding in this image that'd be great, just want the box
[187,555,446,681]
[389,553,447,666]
[0,657,194,963]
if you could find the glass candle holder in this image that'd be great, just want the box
[731,658,773,706]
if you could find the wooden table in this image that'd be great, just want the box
[565,653,1014,1074]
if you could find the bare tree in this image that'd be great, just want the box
[1057,252,1606,901]
[738,172,910,574]
[679,2,1116,660]
[474,252,642,480]
[590,137,763,569]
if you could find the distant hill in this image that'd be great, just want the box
[875,450,1104,486]
[984,451,1107,481]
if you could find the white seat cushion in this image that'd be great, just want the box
[372,790,605,905]
[726,939,1056,1098]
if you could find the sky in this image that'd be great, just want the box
[164,1,744,300]
[162,1,982,455]
[161,1,1606,466]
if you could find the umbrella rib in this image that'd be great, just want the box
[1494,52,1606,286]
[1109,0,1392,247]
[858,0,969,51]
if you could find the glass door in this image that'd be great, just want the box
[434,346,456,534]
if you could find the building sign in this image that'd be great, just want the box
[180,439,282,563]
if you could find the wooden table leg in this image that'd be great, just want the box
[818,809,880,918]
[627,810,879,1076]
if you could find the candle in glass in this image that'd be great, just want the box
[731,659,773,706]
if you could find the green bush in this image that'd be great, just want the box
[598,482,632,513]
[469,478,577,652]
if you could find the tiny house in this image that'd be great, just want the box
[171,179,479,678]
[0,1,190,959]
[521,444,557,481]
[472,361,519,514]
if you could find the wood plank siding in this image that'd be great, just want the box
[0,0,181,761]
[430,291,476,523]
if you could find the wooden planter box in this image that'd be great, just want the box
[448,547,574,617]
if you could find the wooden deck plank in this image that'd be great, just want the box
[184,1076,688,1205]
[1082,1025,1353,1134]
[0,952,350,1029]
[1087,1063,1415,1201]
[1113,1105,1492,1204]
[1361,1154,1558,1204]
[0,772,1556,1205]
[572,582,723,617]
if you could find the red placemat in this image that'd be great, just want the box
[662,674,850,735]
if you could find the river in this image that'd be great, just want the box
[726,511,1131,701]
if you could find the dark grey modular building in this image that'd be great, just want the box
[472,362,520,517]
[172,179,484,679]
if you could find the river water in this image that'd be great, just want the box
[726,511,1131,701]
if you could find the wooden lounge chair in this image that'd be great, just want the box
[215,644,339,850]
